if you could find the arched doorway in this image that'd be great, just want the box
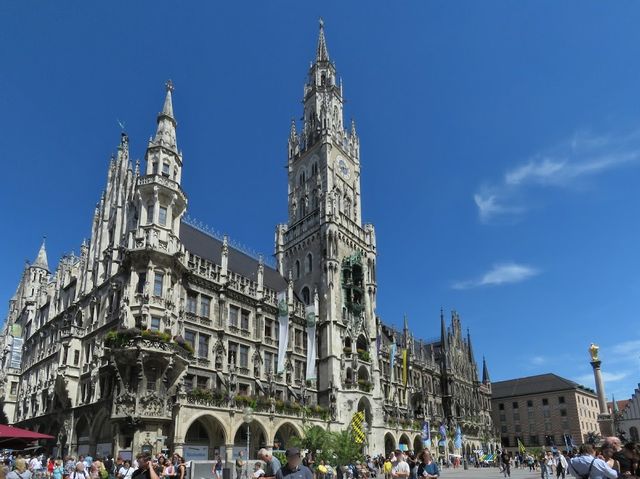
[357,397,373,427]
[384,433,396,457]
[75,416,91,456]
[399,434,411,452]
[93,411,113,457]
[413,435,422,454]
[273,423,300,451]
[233,420,267,460]
[185,415,227,460]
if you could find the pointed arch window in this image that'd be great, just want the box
[305,253,313,274]
[301,286,310,305]
[295,260,301,280]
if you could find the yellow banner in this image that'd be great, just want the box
[351,410,366,444]
[402,349,408,386]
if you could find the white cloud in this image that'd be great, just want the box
[452,262,539,290]
[531,356,546,366]
[475,128,640,221]
[611,339,640,357]
[575,371,629,386]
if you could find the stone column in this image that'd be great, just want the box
[591,359,608,414]
[589,343,613,436]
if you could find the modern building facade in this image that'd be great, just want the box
[491,373,601,452]
[0,22,495,460]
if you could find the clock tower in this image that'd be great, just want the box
[275,20,380,426]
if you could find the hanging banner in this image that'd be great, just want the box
[402,348,408,386]
[439,423,447,446]
[10,337,24,369]
[454,425,462,450]
[351,410,366,444]
[389,341,397,399]
[277,291,289,373]
[305,304,317,380]
[422,421,431,447]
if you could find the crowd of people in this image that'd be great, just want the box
[2,437,638,479]
[0,452,188,479]
[498,436,640,478]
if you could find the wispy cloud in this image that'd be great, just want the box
[530,356,546,366]
[575,371,629,387]
[452,262,539,289]
[476,129,640,221]
[611,339,640,357]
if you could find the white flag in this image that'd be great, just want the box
[305,304,317,380]
[276,291,289,373]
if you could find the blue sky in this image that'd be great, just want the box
[1,1,639,402]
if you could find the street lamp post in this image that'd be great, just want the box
[243,407,254,479]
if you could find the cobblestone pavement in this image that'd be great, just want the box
[438,467,544,479]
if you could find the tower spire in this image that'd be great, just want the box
[153,80,177,149]
[316,18,330,63]
[482,356,491,384]
[467,328,475,362]
[32,237,49,271]
[440,307,448,351]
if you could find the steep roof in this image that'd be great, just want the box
[491,373,596,399]
[180,221,287,292]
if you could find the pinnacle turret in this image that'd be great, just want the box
[32,237,49,271]
[316,18,330,63]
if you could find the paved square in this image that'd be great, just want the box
[438,467,544,479]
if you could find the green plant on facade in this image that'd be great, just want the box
[104,327,194,355]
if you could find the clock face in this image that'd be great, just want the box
[337,156,350,179]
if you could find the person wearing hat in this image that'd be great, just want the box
[274,449,312,479]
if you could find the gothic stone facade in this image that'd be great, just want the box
[0,22,495,460]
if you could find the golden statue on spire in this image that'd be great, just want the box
[589,343,599,361]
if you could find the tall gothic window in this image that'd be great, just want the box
[153,272,164,297]
[301,286,310,305]
[147,202,155,224]
[295,260,300,279]
[305,253,313,274]
[158,206,168,226]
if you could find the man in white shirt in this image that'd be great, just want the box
[568,444,617,479]
[391,451,409,479]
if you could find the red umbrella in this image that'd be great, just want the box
[0,425,54,449]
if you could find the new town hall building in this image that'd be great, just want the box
[0,22,495,460]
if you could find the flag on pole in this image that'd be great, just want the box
[517,438,527,455]
[439,423,447,446]
[351,410,366,444]
[454,425,462,450]
[422,421,431,447]
[276,291,289,373]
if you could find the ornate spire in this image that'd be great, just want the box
[153,80,177,149]
[482,356,491,384]
[316,18,330,63]
[440,307,448,351]
[32,237,49,271]
[467,328,475,362]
